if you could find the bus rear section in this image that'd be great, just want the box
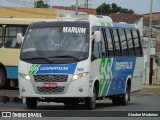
[0,18,53,89]
[0,22,28,88]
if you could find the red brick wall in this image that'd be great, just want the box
[156,41,160,53]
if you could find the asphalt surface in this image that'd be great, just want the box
[0,86,160,120]
[0,85,160,111]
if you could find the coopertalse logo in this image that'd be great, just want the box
[28,64,76,74]
[29,64,40,74]
[116,62,133,70]
[62,27,86,34]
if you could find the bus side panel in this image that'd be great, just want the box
[107,57,136,96]
[90,58,113,97]
[90,57,137,97]
[5,66,18,79]
[131,57,144,92]
[0,48,20,79]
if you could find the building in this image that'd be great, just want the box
[108,13,143,35]
[143,12,160,84]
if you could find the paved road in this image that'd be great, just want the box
[0,86,159,120]
[0,85,160,111]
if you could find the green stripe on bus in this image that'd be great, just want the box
[99,58,106,96]
[102,58,112,96]
[29,64,40,74]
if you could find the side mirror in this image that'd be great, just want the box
[17,33,24,44]
[93,31,101,42]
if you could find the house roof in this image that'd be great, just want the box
[108,13,143,23]
[52,6,97,15]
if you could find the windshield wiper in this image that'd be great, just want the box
[50,55,80,62]
[23,56,54,63]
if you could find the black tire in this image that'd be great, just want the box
[112,85,130,105]
[121,85,130,105]
[112,96,120,105]
[85,87,96,110]
[0,68,9,89]
[26,97,37,109]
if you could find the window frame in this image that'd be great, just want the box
[0,25,4,48]
[4,25,28,49]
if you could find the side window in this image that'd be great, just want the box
[118,29,129,56]
[100,28,106,57]
[112,29,121,56]
[92,42,100,58]
[125,29,135,56]
[92,26,100,59]
[105,28,114,56]
[132,30,142,56]
[4,26,27,48]
[0,26,3,48]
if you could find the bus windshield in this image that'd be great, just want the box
[20,27,89,64]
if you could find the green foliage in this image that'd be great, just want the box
[34,0,49,8]
[96,3,135,15]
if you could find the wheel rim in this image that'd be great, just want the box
[92,93,96,103]
[125,88,129,102]
[91,89,96,107]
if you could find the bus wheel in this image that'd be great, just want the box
[112,96,119,105]
[26,97,37,109]
[121,85,130,105]
[0,68,9,89]
[85,87,96,110]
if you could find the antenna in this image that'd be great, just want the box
[75,0,79,14]
[85,0,88,9]
[81,0,92,9]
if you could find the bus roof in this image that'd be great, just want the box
[26,14,138,29]
[57,14,138,29]
[112,22,137,29]
[0,18,53,25]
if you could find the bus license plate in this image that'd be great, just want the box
[44,83,57,88]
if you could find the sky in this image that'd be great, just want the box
[0,0,160,14]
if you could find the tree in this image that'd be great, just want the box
[34,0,49,8]
[96,2,135,15]
[111,3,118,9]
[96,2,111,15]
[121,8,129,13]
[128,9,134,14]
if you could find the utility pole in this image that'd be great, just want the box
[75,0,79,14]
[146,0,153,84]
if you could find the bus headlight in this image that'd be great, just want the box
[19,73,31,81]
[72,72,88,80]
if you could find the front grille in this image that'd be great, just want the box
[37,86,65,94]
[34,74,68,82]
